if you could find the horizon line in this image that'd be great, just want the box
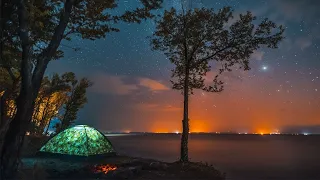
[103,131,320,135]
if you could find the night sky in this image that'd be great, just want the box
[47,0,320,133]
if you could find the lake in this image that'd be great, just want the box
[107,134,320,180]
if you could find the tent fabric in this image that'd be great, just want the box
[39,125,115,156]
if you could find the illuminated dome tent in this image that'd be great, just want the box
[39,125,115,157]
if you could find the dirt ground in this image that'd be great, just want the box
[17,135,226,180]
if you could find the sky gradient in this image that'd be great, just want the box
[47,0,320,133]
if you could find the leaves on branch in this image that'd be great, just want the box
[150,7,284,94]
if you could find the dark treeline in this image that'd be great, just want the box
[1,70,92,135]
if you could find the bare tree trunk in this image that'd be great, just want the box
[180,10,190,162]
[37,95,51,135]
[0,91,10,143]
[44,117,53,136]
[0,92,35,178]
[44,107,58,135]
[0,92,6,128]
[0,0,4,129]
[32,96,43,124]
[0,92,9,161]
[180,68,190,162]
[0,0,33,177]
[0,75,20,128]
[46,98,64,135]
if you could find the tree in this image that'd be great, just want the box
[0,0,21,131]
[1,0,163,178]
[30,73,70,135]
[150,7,284,162]
[3,71,89,136]
[56,77,92,133]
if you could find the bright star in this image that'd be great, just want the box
[262,66,268,70]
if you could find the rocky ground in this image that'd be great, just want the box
[17,136,226,180]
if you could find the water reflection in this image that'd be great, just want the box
[108,134,320,180]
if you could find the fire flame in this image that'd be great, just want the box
[93,164,117,174]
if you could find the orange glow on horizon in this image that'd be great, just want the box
[189,120,210,133]
[123,130,131,133]
[121,86,320,133]
[151,119,211,133]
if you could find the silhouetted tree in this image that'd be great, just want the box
[56,77,92,133]
[0,0,21,131]
[1,0,163,177]
[30,73,70,135]
[5,72,89,136]
[150,7,284,162]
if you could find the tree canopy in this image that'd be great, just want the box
[151,7,284,94]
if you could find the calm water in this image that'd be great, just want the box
[107,134,320,180]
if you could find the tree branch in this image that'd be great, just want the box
[190,43,234,69]
[32,0,75,85]
[188,35,206,63]
[4,66,16,81]
[0,61,17,81]
[63,29,75,38]
[17,0,32,91]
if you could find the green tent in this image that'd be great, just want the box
[39,125,115,156]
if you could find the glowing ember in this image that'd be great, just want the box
[93,164,117,174]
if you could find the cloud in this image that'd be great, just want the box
[251,50,265,61]
[90,73,138,95]
[90,72,169,95]
[135,103,182,112]
[138,78,170,91]
[262,0,320,24]
[295,38,312,50]
[279,38,293,50]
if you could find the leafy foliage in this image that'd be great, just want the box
[30,73,71,135]
[3,72,91,136]
[56,76,93,132]
[151,7,284,94]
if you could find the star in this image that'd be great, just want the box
[262,66,268,71]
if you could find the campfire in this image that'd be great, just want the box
[93,164,117,174]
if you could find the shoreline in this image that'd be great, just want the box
[19,135,226,180]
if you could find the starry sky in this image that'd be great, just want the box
[47,0,320,133]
